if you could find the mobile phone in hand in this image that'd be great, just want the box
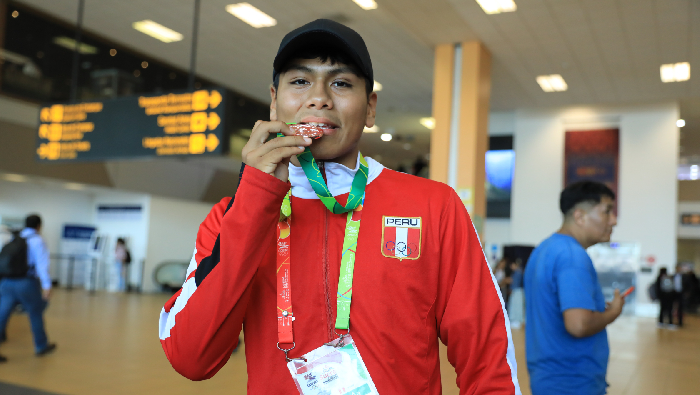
[621,286,635,298]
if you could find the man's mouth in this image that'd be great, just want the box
[299,119,340,136]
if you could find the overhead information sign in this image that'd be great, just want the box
[36,89,225,161]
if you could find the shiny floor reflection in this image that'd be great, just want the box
[0,290,697,395]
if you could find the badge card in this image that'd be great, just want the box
[287,335,379,395]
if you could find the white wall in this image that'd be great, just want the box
[144,196,213,292]
[488,111,516,136]
[0,175,217,293]
[510,103,679,306]
[0,178,94,253]
[91,191,151,289]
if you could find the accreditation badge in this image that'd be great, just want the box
[287,335,379,395]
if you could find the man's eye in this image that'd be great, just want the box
[291,79,308,85]
[333,80,352,88]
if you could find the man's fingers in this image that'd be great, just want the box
[250,121,293,145]
[248,135,310,160]
[261,146,306,166]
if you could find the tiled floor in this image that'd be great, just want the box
[0,290,697,395]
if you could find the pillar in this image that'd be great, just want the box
[429,41,491,234]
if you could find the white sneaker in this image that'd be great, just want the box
[657,323,667,328]
[667,324,678,331]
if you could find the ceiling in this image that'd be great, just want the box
[11,0,700,165]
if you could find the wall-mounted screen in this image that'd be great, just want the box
[486,136,514,218]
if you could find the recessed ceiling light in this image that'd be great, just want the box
[476,0,517,14]
[661,62,690,82]
[677,119,686,128]
[373,81,382,92]
[353,0,378,10]
[133,20,183,43]
[133,70,141,77]
[420,117,436,130]
[674,62,691,81]
[3,173,28,182]
[52,37,98,54]
[380,133,392,142]
[12,11,19,18]
[536,74,568,92]
[64,182,85,190]
[110,49,117,56]
[141,61,149,69]
[364,125,379,133]
[226,3,277,28]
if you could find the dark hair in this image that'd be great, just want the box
[272,46,373,97]
[25,214,42,230]
[117,238,126,245]
[659,267,668,276]
[560,181,615,215]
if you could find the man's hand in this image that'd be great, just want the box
[42,288,51,300]
[607,288,625,316]
[564,289,625,338]
[241,121,312,183]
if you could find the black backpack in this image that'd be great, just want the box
[124,250,132,264]
[0,233,30,278]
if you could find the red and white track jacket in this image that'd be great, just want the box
[159,156,521,394]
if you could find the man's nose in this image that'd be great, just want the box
[306,82,333,109]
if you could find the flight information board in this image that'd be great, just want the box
[36,89,225,161]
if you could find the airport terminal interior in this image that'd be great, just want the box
[0,0,699,394]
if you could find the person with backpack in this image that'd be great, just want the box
[656,267,676,329]
[0,214,56,361]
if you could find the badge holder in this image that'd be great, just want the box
[287,335,379,395]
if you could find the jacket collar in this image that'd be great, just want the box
[289,152,384,199]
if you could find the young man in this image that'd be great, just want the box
[524,181,624,395]
[0,214,56,361]
[159,19,519,394]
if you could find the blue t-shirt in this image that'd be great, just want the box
[524,233,609,395]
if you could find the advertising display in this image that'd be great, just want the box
[36,88,225,161]
[564,128,619,213]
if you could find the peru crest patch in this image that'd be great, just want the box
[381,216,422,260]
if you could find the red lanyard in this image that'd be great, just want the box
[276,214,294,346]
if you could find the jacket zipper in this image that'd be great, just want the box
[319,162,334,342]
[324,207,333,341]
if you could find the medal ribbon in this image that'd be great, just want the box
[277,133,368,213]
[276,142,366,352]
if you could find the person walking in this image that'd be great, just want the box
[0,214,56,361]
[524,181,625,395]
[673,264,685,327]
[656,267,676,328]
[507,260,525,329]
[114,238,130,291]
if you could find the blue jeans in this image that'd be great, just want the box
[0,278,49,353]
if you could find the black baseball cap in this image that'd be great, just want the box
[273,19,373,84]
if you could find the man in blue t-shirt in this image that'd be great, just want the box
[524,181,625,395]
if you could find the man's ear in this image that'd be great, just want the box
[572,206,588,227]
[270,85,278,121]
[365,91,378,128]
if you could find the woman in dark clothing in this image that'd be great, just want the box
[656,267,676,328]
